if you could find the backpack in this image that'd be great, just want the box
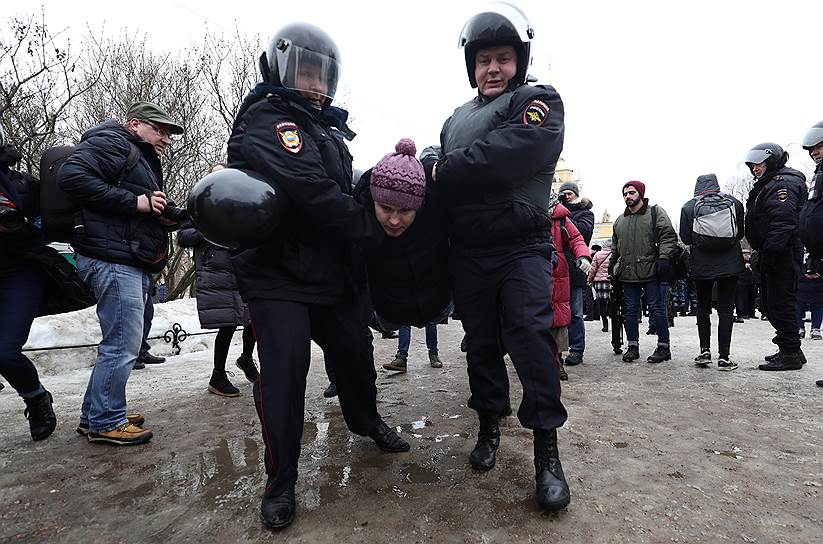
[39,143,141,243]
[691,192,737,251]
[651,205,689,281]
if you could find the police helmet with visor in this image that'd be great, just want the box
[260,22,341,106]
[744,142,788,174]
[458,2,534,89]
[802,120,823,151]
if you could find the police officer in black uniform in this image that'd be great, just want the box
[423,4,570,511]
[744,143,808,371]
[226,23,409,530]
[798,120,823,387]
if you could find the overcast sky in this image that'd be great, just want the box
[18,0,823,225]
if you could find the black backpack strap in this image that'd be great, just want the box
[651,204,659,251]
[124,142,142,174]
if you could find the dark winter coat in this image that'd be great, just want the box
[435,84,564,250]
[800,162,823,258]
[609,200,678,283]
[1,163,96,316]
[177,221,246,329]
[227,85,384,305]
[562,197,594,287]
[354,170,451,328]
[679,174,745,280]
[744,165,807,267]
[797,265,823,306]
[57,120,172,272]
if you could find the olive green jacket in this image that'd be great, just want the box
[609,200,678,283]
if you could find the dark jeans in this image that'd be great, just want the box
[249,298,381,496]
[213,326,256,372]
[397,324,438,359]
[735,283,756,318]
[796,303,823,330]
[695,276,738,359]
[139,295,154,356]
[0,264,46,398]
[451,243,567,431]
[623,281,669,345]
[761,259,801,352]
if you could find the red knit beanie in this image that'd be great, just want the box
[622,180,646,199]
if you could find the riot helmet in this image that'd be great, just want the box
[260,23,341,107]
[744,142,788,176]
[802,120,823,151]
[458,2,534,89]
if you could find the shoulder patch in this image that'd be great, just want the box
[776,188,789,202]
[523,99,550,126]
[276,121,302,154]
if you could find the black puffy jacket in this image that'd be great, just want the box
[227,85,384,305]
[436,84,565,250]
[57,120,171,272]
[563,197,594,287]
[354,170,451,328]
[744,166,807,265]
[679,174,745,280]
[177,221,246,329]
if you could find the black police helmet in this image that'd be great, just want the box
[260,22,341,105]
[187,168,287,250]
[802,120,823,151]
[458,2,534,89]
[744,142,788,175]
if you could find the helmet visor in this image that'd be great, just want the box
[744,148,773,165]
[802,126,823,149]
[275,42,340,103]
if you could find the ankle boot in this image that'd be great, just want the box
[469,414,500,471]
[208,370,240,397]
[260,481,296,529]
[534,428,571,511]
[23,389,57,441]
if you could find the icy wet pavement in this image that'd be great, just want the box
[1,315,822,543]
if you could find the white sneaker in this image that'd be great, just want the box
[812,329,822,340]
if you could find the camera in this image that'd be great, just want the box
[160,198,189,223]
[0,192,24,232]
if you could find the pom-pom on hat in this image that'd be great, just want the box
[370,138,426,211]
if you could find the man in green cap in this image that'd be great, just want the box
[58,101,184,446]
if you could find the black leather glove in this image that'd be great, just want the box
[656,258,672,279]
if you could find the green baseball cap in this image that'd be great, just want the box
[126,101,184,134]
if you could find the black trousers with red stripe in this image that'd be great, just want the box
[248,298,381,497]
[450,242,567,431]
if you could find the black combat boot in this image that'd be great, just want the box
[622,345,640,362]
[533,428,571,511]
[235,354,259,383]
[469,414,500,471]
[758,351,804,371]
[23,389,57,441]
[260,481,296,529]
[647,345,672,363]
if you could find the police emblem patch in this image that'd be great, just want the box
[776,188,789,202]
[276,122,302,154]
[523,99,550,126]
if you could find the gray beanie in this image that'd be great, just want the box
[559,181,579,197]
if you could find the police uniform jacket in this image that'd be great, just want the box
[354,169,451,328]
[744,166,807,265]
[227,85,383,305]
[58,120,170,272]
[435,84,564,250]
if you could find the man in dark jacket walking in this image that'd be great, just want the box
[58,101,184,446]
[226,23,408,530]
[558,181,594,366]
[744,143,808,371]
[679,174,745,371]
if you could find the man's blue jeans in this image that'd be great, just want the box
[76,255,150,433]
[397,324,438,360]
[623,281,669,346]
[568,286,585,354]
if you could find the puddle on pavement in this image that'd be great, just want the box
[401,463,441,484]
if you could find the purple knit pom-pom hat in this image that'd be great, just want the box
[370,138,426,210]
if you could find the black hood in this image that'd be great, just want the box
[694,174,720,196]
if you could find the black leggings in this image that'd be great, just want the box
[597,299,609,329]
[695,277,738,359]
[213,326,256,372]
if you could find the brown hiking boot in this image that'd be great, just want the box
[76,413,145,436]
[428,350,443,368]
[383,355,408,372]
[88,423,153,446]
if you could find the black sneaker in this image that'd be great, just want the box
[322,382,338,398]
[694,349,712,367]
[764,351,780,362]
[208,370,240,397]
[647,345,671,363]
[381,330,398,339]
[622,345,640,362]
[758,352,804,371]
[816,379,823,387]
[23,390,56,441]
[564,352,583,366]
[235,354,259,383]
[717,358,738,372]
